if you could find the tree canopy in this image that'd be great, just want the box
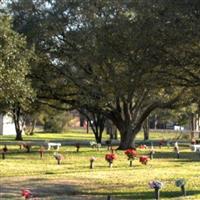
[6,0,200,147]
[0,15,35,140]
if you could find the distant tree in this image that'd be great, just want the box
[79,109,105,143]
[0,15,35,140]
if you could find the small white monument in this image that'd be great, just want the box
[0,114,17,135]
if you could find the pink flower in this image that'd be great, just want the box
[90,157,96,162]
[21,189,32,199]
[139,145,147,149]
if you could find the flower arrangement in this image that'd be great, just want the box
[75,143,80,152]
[167,141,171,148]
[2,145,8,160]
[90,141,97,148]
[159,140,165,148]
[21,189,32,199]
[125,149,137,159]
[89,156,96,169]
[124,149,137,167]
[139,156,149,165]
[22,143,32,153]
[175,179,186,196]
[175,179,186,187]
[174,142,180,158]
[149,180,164,200]
[38,146,45,159]
[149,180,163,190]
[105,153,117,167]
[53,152,64,165]
[149,149,155,159]
[191,139,196,145]
[139,145,147,149]
[2,145,8,153]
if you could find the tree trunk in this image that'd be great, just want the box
[29,119,36,135]
[118,126,137,150]
[15,130,23,140]
[12,105,23,141]
[95,133,102,143]
[143,117,149,140]
[190,113,196,139]
[86,120,89,133]
[87,112,105,144]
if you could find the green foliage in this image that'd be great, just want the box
[0,15,36,140]
[8,1,200,146]
[0,15,35,109]
[43,111,72,133]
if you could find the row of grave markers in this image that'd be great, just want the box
[0,140,194,162]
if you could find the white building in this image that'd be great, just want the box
[0,114,17,135]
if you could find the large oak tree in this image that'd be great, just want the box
[9,0,200,148]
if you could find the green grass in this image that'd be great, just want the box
[0,130,199,199]
[0,128,183,143]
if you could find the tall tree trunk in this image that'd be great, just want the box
[80,110,105,143]
[143,117,149,140]
[86,119,89,133]
[12,105,23,141]
[117,125,138,150]
[190,113,195,139]
[29,119,36,135]
[90,116,105,143]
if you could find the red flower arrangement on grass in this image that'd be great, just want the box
[191,139,196,145]
[105,153,117,168]
[139,156,149,165]
[124,149,137,167]
[139,145,147,149]
[2,145,8,159]
[21,189,33,199]
[75,143,80,152]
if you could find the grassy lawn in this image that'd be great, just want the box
[0,128,184,143]
[0,130,199,199]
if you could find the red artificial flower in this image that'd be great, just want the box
[139,156,149,165]
[105,153,117,163]
[139,145,147,149]
[124,149,137,159]
[2,145,8,152]
[21,189,32,199]
[191,139,196,145]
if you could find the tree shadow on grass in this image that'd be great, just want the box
[95,190,200,199]
[0,177,82,199]
[1,177,200,200]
